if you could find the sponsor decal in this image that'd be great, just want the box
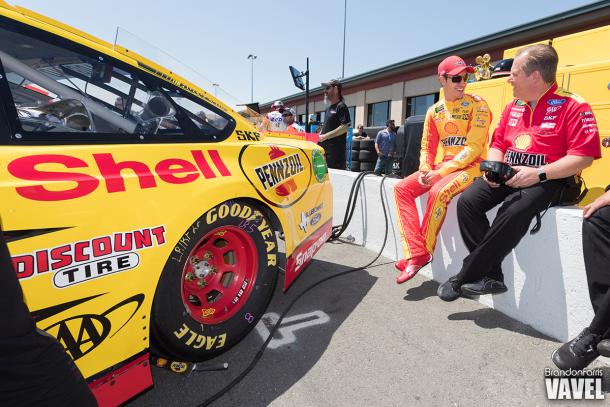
[515,99,526,106]
[547,106,561,113]
[461,101,470,107]
[510,111,523,118]
[434,207,443,221]
[444,122,459,135]
[582,117,596,123]
[12,226,166,287]
[239,144,312,208]
[299,203,324,233]
[442,136,466,147]
[508,118,518,127]
[41,294,145,360]
[173,323,227,350]
[235,130,261,141]
[231,279,249,305]
[435,103,444,113]
[201,308,215,318]
[545,368,604,400]
[580,111,594,116]
[451,114,470,120]
[285,220,332,288]
[540,122,556,129]
[512,106,526,112]
[543,115,557,121]
[7,150,231,202]
[438,178,463,205]
[312,149,327,183]
[505,150,546,167]
[513,133,532,150]
[547,98,566,106]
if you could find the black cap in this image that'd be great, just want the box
[321,79,342,89]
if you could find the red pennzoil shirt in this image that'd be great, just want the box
[490,83,601,166]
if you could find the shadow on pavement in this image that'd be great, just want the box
[447,307,555,341]
[128,257,376,407]
[402,279,439,302]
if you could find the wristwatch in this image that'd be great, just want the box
[538,167,547,183]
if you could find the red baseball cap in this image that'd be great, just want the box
[437,56,475,76]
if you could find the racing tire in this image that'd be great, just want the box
[351,139,361,150]
[360,161,376,172]
[351,149,359,161]
[150,200,278,361]
[358,150,378,162]
[360,138,376,152]
[351,160,361,172]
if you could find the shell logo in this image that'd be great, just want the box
[513,133,532,151]
[444,121,459,135]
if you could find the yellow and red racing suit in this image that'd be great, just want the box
[394,93,491,259]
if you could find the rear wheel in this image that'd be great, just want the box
[151,201,278,361]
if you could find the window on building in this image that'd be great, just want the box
[367,101,390,127]
[347,106,355,126]
[406,93,439,117]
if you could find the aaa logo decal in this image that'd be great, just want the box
[239,144,312,208]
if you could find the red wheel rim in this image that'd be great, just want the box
[180,226,258,324]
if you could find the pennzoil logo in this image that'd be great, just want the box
[239,144,312,208]
[442,136,466,147]
[12,226,166,288]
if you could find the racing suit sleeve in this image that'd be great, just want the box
[490,103,511,155]
[419,108,438,172]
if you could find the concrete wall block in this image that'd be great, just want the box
[330,170,593,342]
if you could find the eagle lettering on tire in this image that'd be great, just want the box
[151,200,278,361]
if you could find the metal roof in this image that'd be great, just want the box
[261,0,610,109]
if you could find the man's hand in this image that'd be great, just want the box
[505,166,539,188]
[419,170,441,186]
[318,133,327,142]
[583,190,610,219]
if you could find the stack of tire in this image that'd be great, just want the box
[351,137,378,172]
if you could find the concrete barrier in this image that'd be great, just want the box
[330,169,592,342]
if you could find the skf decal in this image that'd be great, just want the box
[43,294,145,360]
[239,144,312,208]
[236,129,261,141]
[7,150,231,201]
[173,323,227,350]
[12,226,166,287]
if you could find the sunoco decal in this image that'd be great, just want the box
[12,226,167,288]
[239,144,312,208]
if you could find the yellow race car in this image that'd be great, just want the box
[0,2,332,405]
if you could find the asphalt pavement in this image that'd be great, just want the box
[128,238,610,407]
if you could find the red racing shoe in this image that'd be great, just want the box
[395,253,432,284]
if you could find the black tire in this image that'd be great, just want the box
[358,150,378,162]
[351,160,361,172]
[360,138,376,152]
[151,200,278,361]
[351,149,359,161]
[351,139,361,150]
[360,161,376,172]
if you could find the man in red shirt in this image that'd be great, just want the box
[438,44,601,301]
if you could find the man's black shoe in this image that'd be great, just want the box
[437,276,461,302]
[597,339,610,357]
[461,277,507,296]
[552,328,600,370]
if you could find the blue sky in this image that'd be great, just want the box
[14,0,596,106]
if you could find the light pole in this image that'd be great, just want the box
[212,83,219,97]
[247,54,257,103]
[342,0,347,78]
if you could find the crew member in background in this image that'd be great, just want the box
[259,100,287,132]
[283,108,304,134]
[0,219,97,406]
[374,120,397,176]
[354,124,369,139]
[552,186,610,370]
[438,44,601,301]
[319,79,351,169]
[393,55,490,285]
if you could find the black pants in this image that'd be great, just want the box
[321,143,346,170]
[455,177,566,284]
[585,206,610,338]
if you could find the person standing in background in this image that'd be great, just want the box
[319,79,351,169]
[374,120,397,176]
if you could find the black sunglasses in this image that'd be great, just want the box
[324,85,335,90]
[444,74,469,83]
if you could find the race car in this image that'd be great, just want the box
[0,2,332,405]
